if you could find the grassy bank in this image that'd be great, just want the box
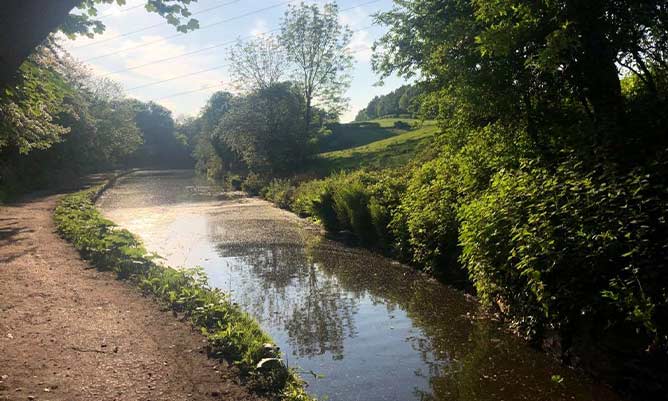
[53,183,313,401]
[310,119,438,173]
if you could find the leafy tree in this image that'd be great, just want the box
[373,0,668,158]
[0,43,74,154]
[216,83,308,174]
[228,35,288,92]
[354,84,423,121]
[1,0,199,87]
[280,2,353,127]
[129,101,191,167]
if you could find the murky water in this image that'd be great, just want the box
[98,170,621,401]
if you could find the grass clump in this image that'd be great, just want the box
[53,184,314,401]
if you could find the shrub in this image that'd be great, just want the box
[459,158,668,352]
[390,156,462,275]
[225,174,243,190]
[393,120,411,130]
[242,172,267,196]
[332,177,376,244]
[262,178,295,209]
[291,179,328,218]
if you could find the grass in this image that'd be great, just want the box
[54,183,314,401]
[311,119,439,173]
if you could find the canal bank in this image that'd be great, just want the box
[98,169,623,401]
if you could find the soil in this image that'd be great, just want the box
[0,185,265,401]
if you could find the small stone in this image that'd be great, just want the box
[44,388,50,392]
[27,396,35,400]
[6,333,13,339]
[1,374,8,380]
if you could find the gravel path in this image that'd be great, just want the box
[0,190,264,401]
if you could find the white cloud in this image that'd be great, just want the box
[340,7,374,62]
[62,29,230,116]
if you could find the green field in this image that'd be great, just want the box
[311,118,439,173]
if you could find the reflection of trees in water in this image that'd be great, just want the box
[307,243,613,401]
[206,213,612,401]
[214,242,358,359]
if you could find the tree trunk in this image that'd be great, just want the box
[0,0,81,87]
[305,95,312,133]
[566,0,625,147]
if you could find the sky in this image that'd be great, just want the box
[60,0,407,122]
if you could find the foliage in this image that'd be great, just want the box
[216,83,310,175]
[0,44,73,154]
[280,2,353,124]
[53,183,314,401]
[129,100,191,167]
[261,178,295,209]
[459,158,668,348]
[354,84,423,121]
[228,35,288,92]
[241,172,268,196]
[62,0,200,39]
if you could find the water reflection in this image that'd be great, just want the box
[213,243,358,359]
[99,171,622,401]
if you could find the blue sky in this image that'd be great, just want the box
[61,0,407,122]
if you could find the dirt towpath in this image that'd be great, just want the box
[0,190,264,401]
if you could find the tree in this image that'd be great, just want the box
[228,35,288,92]
[0,42,75,154]
[373,0,668,157]
[279,2,353,128]
[129,101,191,167]
[216,83,309,174]
[0,0,199,87]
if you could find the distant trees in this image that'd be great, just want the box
[130,101,191,168]
[187,2,353,180]
[354,85,422,121]
[0,42,191,198]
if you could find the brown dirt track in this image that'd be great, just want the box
[0,189,264,401]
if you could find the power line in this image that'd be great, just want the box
[126,64,229,90]
[148,44,372,102]
[75,0,242,50]
[152,84,224,101]
[81,1,292,61]
[99,0,380,77]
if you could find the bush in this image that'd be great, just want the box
[261,178,295,209]
[242,172,267,196]
[291,179,327,218]
[225,174,243,190]
[459,158,668,352]
[393,120,411,130]
[390,157,462,275]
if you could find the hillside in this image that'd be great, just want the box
[312,118,438,173]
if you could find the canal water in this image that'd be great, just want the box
[98,170,620,401]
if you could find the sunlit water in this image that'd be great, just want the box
[98,170,621,401]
